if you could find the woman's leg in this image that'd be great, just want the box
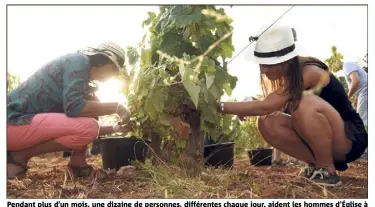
[257,113,318,178]
[7,113,99,177]
[257,113,316,165]
[272,149,287,166]
[290,94,352,173]
[287,156,299,163]
[273,149,282,161]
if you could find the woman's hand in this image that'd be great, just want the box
[116,104,131,124]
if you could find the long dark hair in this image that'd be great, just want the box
[260,56,303,112]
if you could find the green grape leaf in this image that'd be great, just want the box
[170,6,202,28]
[222,115,232,135]
[142,11,157,28]
[126,46,139,65]
[182,79,200,109]
[159,113,173,126]
[205,72,215,89]
[141,49,152,69]
[223,82,232,96]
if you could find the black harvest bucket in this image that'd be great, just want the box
[99,136,151,170]
[247,148,273,166]
[90,139,101,155]
[204,142,234,169]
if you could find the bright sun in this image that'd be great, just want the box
[95,78,128,105]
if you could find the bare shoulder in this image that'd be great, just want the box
[301,64,330,89]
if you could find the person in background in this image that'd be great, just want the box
[7,41,132,179]
[340,61,367,125]
[218,25,367,186]
[340,60,368,158]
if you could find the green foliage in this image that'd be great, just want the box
[335,75,357,104]
[336,75,348,93]
[324,45,343,73]
[126,46,140,66]
[324,45,361,103]
[230,116,263,155]
[7,72,21,93]
[123,5,237,142]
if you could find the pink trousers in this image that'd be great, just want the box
[7,113,99,151]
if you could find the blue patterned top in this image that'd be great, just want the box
[7,53,91,125]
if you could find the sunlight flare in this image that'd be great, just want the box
[95,78,127,105]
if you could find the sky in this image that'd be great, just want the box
[7,5,367,102]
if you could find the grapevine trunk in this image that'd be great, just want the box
[180,109,204,177]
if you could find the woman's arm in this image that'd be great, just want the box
[78,101,118,118]
[221,65,330,117]
[222,93,289,116]
[99,125,115,136]
[99,124,133,136]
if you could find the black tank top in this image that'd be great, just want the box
[298,56,362,123]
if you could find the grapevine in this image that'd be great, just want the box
[122,6,238,170]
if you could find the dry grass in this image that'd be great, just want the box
[7,152,368,198]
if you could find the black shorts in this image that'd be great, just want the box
[334,120,368,171]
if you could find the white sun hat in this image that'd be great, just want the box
[78,41,125,71]
[250,25,299,65]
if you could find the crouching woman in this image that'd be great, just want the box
[218,26,367,186]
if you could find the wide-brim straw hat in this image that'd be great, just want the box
[250,25,299,65]
[79,41,125,71]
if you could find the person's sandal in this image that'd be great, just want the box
[7,153,28,180]
[67,164,95,179]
